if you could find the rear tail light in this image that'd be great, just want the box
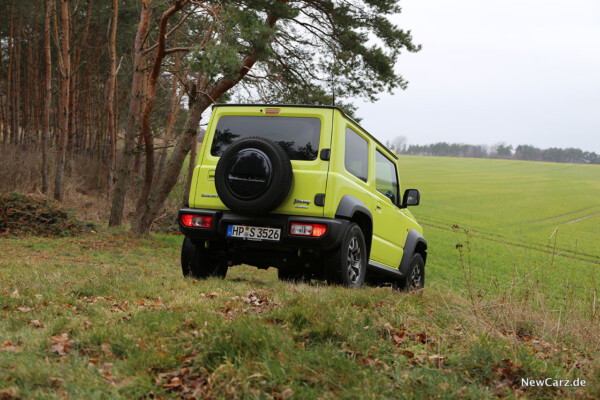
[290,223,327,237]
[181,214,213,228]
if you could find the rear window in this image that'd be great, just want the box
[211,116,321,161]
[345,128,368,182]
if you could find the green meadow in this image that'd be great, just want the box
[1,156,599,399]
[399,156,600,295]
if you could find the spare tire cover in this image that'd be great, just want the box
[215,137,293,215]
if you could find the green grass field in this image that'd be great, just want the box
[399,156,600,296]
[1,156,599,399]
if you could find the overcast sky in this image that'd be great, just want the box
[354,0,600,153]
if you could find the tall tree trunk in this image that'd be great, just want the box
[132,92,209,234]
[5,0,15,144]
[11,22,21,145]
[42,0,53,195]
[53,0,71,202]
[107,0,118,188]
[66,0,91,156]
[131,10,281,235]
[131,0,186,234]
[0,33,4,143]
[26,12,37,146]
[108,0,152,227]
[156,32,185,185]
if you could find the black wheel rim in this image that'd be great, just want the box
[347,236,361,284]
[409,263,422,289]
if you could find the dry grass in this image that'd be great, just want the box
[0,143,171,224]
[1,231,598,399]
[451,227,600,358]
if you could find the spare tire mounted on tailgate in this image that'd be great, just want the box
[215,137,293,215]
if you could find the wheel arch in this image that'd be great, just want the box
[335,195,373,258]
[399,229,428,276]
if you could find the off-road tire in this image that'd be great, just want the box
[181,237,228,279]
[393,253,425,291]
[326,223,367,288]
[215,137,293,215]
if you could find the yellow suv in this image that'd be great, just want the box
[179,104,427,289]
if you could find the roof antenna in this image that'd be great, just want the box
[332,77,335,106]
[331,52,336,106]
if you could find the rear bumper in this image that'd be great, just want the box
[178,208,348,251]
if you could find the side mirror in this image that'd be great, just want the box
[401,189,420,208]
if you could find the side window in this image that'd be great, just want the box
[375,150,399,205]
[345,128,368,182]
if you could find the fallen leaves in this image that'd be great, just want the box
[29,319,44,328]
[0,386,19,400]
[230,290,271,307]
[360,354,392,371]
[101,343,115,359]
[50,333,76,356]
[400,349,414,359]
[1,340,23,353]
[281,387,294,400]
[99,362,120,385]
[81,295,116,303]
[49,377,64,389]
[380,322,448,367]
[216,290,280,319]
[382,322,430,346]
[80,296,168,311]
[111,301,129,312]
[490,359,526,396]
[157,366,212,398]
[274,387,294,400]
[136,298,167,310]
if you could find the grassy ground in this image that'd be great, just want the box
[2,156,600,398]
[1,232,598,399]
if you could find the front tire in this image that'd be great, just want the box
[181,237,228,279]
[326,223,367,288]
[393,253,425,291]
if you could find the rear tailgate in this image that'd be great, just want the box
[189,105,333,218]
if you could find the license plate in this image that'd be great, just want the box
[227,225,281,241]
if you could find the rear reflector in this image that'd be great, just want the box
[290,223,327,237]
[181,214,213,228]
[265,109,280,114]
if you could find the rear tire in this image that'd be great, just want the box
[181,237,228,279]
[326,223,367,288]
[393,253,425,291]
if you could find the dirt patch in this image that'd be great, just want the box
[0,192,95,237]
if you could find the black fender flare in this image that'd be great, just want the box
[399,229,428,276]
[335,195,373,256]
[335,195,372,221]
